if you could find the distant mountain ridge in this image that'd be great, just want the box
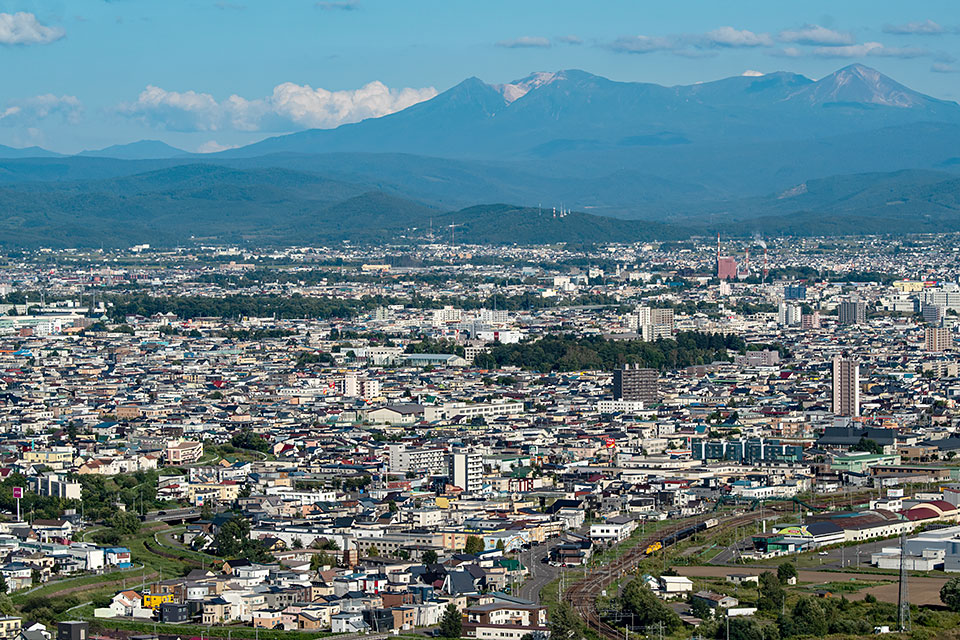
[223,64,960,161]
[79,140,187,160]
[2,64,960,243]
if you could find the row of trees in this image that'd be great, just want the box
[105,293,388,321]
[0,470,175,527]
[474,331,748,372]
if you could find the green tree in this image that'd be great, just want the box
[620,580,681,633]
[422,550,438,565]
[292,537,303,549]
[777,562,797,584]
[496,539,505,551]
[789,597,827,637]
[758,571,785,612]
[311,553,332,572]
[439,603,462,638]
[0,574,8,594]
[722,617,764,640]
[851,437,883,454]
[464,535,485,555]
[941,576,960,612]
[548,601,583,640]
[690,597,712,621]
[108,510,141,535]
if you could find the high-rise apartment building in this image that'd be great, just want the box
[778,302,801,326]
[801,311,821,330]
[925,326,953,353]
[922,303,945,326]
[636,306,674,341]
[387,443,446,475]
[612,365,659,405]
[832,357,860,417]
[449,451,483,494]
[839,300,867,326]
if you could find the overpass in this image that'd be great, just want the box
[141,508,202,524]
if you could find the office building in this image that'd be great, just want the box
[926,326,953,353]
[921,284,960,313]
[838,300,867,326]
[784,284,807,300]
[832,357,860,417]
[692,438,804,464]
[717,256,738,281]
[612,365,659,405]
[733,350,780,367]
[449,451,483,494]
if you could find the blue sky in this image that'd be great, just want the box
[3,0,960,153]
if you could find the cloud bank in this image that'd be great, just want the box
[496,36,551,49]
[0,94,81,125]
[0,12,64,45]
[118,81,438,132]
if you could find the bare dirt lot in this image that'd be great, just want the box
[677,565,947,606]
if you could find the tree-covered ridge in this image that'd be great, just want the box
[473,332,747,371]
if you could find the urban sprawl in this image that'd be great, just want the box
[4,236,960,640]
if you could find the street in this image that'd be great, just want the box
[518,539,564,602]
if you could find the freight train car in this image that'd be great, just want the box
[644,518,717,556]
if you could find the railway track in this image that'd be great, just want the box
[565,489,879,639]
[565,510,775,639]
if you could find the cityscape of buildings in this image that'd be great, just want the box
[0,235,959,638]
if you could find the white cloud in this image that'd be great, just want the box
[883,20,945,35]
[196,140,237,153]
[608,34,675,54]
[0,94,81,125]
[118,81,438,132]
[703,27,772,48]
[741,70,765,77]
[609,27,773,55]
[932,62,958,73]
[778,24,854,46]
[0,11,64,45]
[773,46,803,58]
[813,41,928,58]
[555,35,582,45]
[496,36,551,49]
[315,1,358,10]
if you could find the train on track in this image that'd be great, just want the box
[643,517,718,555]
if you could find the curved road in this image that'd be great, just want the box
[519,539,564,602]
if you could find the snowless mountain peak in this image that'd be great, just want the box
[805,63,930,108]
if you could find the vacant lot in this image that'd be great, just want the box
[677,566,948,606]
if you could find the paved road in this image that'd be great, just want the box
[806,539,892,571]
[143,507,201,522]
[710,533,894,571]
[519,539,564,602]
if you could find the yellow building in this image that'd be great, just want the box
[893,280,925,292]
[23,448,74,469]
[187,481,240,504]
[142,593,174,610]
[0,617,20,640]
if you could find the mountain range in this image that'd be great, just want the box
[3,64,960,246]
